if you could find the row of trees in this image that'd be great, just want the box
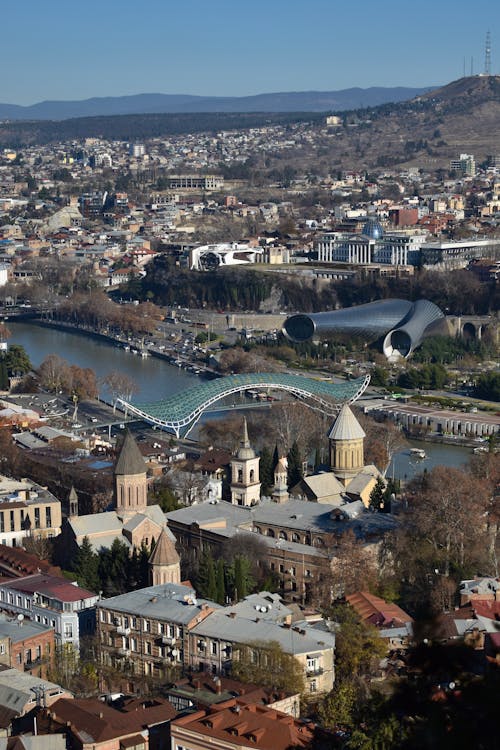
[71,537,151,597]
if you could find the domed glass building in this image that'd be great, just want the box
[362,217,384,240]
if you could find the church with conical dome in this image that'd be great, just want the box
[291,404,385,506]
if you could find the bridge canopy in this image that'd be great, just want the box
[118,372,370,437]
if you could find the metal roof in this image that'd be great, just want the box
[118,373,370,437]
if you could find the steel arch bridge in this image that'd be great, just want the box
[117,372,370,438]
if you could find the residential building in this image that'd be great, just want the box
[0,612,55,677]
[346,591,413,650]
[170,699,314,750]
[0,475,61,548]
[450,153,476,176]
[41,695,176,750]
[0,667,72,735]
[97,583,216,683]
[187,598,336,693]
[165,672,300,717]
[0,573,98,649]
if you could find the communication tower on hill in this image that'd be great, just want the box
[485,31,492,76]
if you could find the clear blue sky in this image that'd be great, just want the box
[3,0,498,104]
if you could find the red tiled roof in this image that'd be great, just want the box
[346,591,413,628]
[48,697,176,743]
[5,574,96,601]
[473,601,500,620]
[171,700,313,750]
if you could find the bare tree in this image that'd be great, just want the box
[103,371,138,411]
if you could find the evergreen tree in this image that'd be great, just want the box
[259,446,274,496]
[272,443,279,471]
[369,477,386,511]
[287,441,303,490]
[0,359,8,390]
[231,556,254,602]
[74,537,100,593]
[196,550,217,601]
[215,558,226,605]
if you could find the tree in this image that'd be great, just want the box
[231,555,254,602]
[4,344,31,376]
[73,536,100,593]
[103,371,138,410]
[215,558,226,605]
[38,354,71,393]
[196,549,217,601]
[369,477,386,511]
[231,640,305,694]
[327,603,386,682]
[287,440,303,490]
[259,446,274,496]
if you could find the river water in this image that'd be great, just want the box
[8,321,473,481]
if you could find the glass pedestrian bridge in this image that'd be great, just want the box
[117,372,370,437]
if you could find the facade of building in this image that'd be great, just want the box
[0,613,55,677]
[97,583,335,694]
[0,475,62,548]
[316,229,426,266]
[0,573,98,649]
[98,583,215,682]
[168,175,224,190]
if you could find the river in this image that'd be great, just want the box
[8,321,474,481]
[8,321,197,401]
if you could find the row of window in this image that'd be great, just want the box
[100,610,181,638]
[0,506,52,533]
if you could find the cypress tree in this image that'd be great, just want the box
[74,536,100,593]
[215,558,226,605]
[287,441,303,490]
[259,446,274,496]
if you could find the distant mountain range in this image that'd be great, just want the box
[0,86,433,120]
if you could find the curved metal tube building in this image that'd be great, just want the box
[282,299,445,360]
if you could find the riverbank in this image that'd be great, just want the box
[24,317,219,379]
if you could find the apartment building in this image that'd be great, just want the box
[0,475,62,547]
[97,583,335,694]
[0,612,55,677]
[97,583,216,681]
[0,573,98,649]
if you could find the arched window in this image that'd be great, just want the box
[279,531,288,540]
[292,532,300,543]
[249,469,254,482]
[238,469,243,483]
[267,529,275,538]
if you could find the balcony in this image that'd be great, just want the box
[161,635,176,646]
[118,647,131,657]
[116,626,131,636]
[306,667,324,676]
[24,658,43,672]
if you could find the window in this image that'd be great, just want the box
[9,511,15,532]
[34,508,40,529]
[64,623,73,639]
[17,653,22,664]
[36,646,41,659]
[0,644,5,655]
[16,596,22,607]
[143,619,150,633]
[0,513,4,533]
[46,507,52,528]
[145,641,152,655]
[309,679,317,693]
[211,641,217,655]
[100,611,105,622]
